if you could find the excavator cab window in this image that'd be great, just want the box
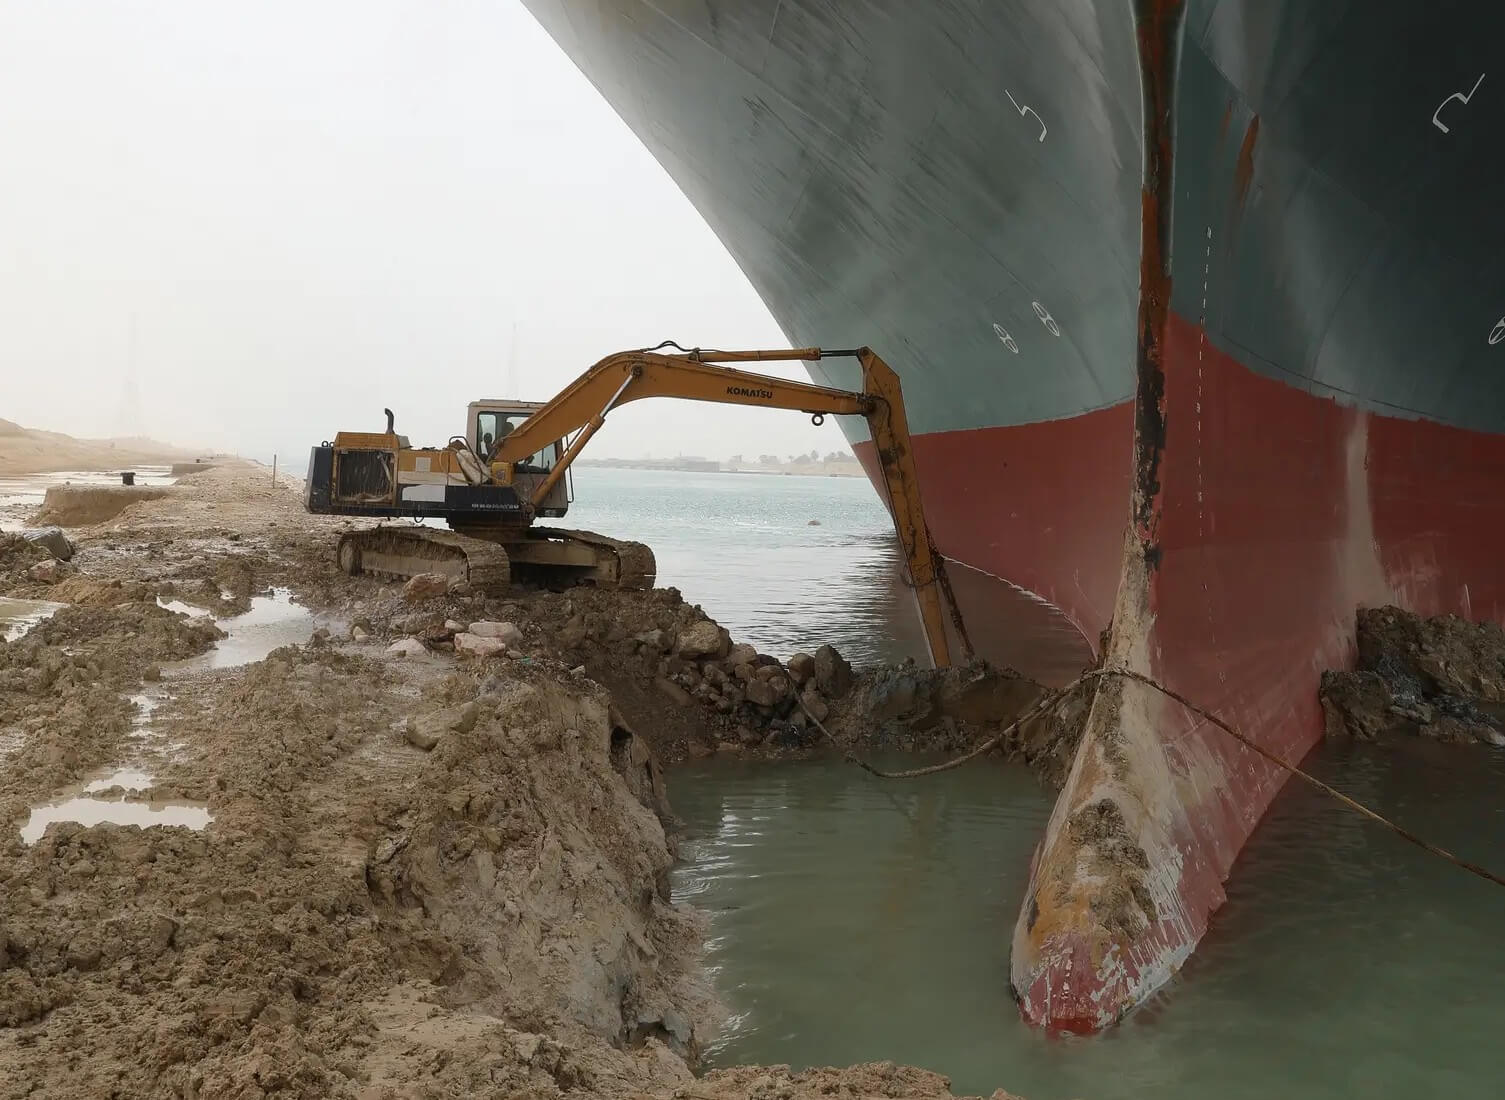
[475,412,557,473]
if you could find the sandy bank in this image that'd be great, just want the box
[0,417,200,477]
[0,462,1031,1099]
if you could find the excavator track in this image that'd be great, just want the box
[526,527,656,590]
[336,526,511,593]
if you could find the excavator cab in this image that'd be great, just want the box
[467,400,569,519]
[308,346,959,666]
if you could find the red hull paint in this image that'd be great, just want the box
[861,313,1505,1030]
[854,403,1132,684]
[1004,312,1505,1030]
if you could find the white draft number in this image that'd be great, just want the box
[1434,73,1485,133]
[1005,90,1047,143]
[1032,301,1061,337]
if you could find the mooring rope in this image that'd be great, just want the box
[796,666,1505,890]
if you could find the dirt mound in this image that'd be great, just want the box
[0,422,192,477]
[0,535,48,582]
[1321,605,1505,745]
[21,573,151,607]
[0,640,709,1097]
[352,583,1057,769]
[34,486,173,528]
[0,462,1036,1100]
[695,1062,1022,1099]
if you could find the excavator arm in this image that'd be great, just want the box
[495,345,965,668]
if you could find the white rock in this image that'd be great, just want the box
[676,620,728,659]
[454,632,507,658]
[26,558,70,584]
[444,619,468,633]
[386,638,428,658]
[468,621,524,647]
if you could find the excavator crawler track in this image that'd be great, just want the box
[529,527,656,590]
[336,527,511,593]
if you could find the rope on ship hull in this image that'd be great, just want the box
[798,666,1505,891]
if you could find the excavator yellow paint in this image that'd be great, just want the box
[315,346,965,667]
[332,431,402,449]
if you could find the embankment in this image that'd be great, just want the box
[0,419,194,477]
[0,462,1031,1099]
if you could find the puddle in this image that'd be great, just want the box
[156,596,209,618]
[0,466,177,531]
[164,587,328,674]
[129,692,164,724]
[19,795,212,845]
[0,596,65,641]
[83,768,154,793]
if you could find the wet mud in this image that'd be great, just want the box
[0,462,1030,1098]
[1322,605,1505,746]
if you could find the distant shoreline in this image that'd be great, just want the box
[0,419,199,478]
[577,460,866,479]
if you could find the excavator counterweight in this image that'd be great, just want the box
[305,345,964,667]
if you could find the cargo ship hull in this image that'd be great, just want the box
[522,0,1505,1030]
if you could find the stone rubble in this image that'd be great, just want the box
[1322,604,1505,746]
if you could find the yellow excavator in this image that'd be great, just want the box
[305,345,963,666]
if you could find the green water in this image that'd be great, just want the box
[565,467,929,666]
[671,741,1505,1099]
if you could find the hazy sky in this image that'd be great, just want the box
[0,0,849,463]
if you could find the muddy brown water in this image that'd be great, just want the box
[0,466,177,530]
[19,795,212,845]
[12,589,326,845]
[671,742,1505,1099]
[0,596,65,641]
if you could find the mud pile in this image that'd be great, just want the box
[34,485,173,528]
[346,582,1059,772]
[0,641,704,1097]
[0,601,223,814]
[833,660,1095,785]
[1,634,1017,1098]
[1321,605,1505,745]
[0,460,1032,1099]
[0,534,49,583]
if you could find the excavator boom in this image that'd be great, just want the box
[494,345,960,668]
[307,344,964,668]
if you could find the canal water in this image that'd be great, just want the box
[565,467,929,667]
[569,472,1505,1098]
[671,742,1505,1099]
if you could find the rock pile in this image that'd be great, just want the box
[1321,605,1505,746]
[0,534,50,583]
[544,588,856,753]
[339,581,1062,766]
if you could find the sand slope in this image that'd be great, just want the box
[0,418,198,476]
